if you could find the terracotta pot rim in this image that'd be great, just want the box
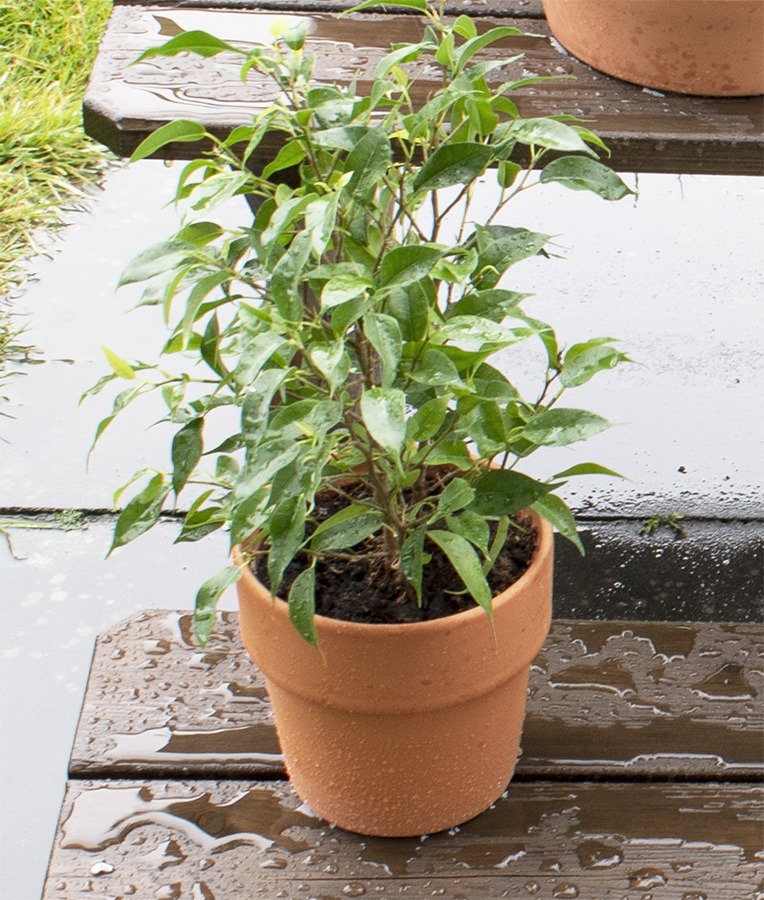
[234,508,552,638]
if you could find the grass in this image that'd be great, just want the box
[0,0,113,371]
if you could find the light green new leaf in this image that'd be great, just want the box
[523,408,612,446]
[131,120,207,162]
[540,157,635,201]
[360,387,406,455]
[428,530,492,613]
[413,143,494,192]
[288,566,319,648]
[102,345,136,380]
[194,565,241,647]
[532,493,584,554]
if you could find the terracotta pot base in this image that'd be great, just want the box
[236,513,553,837]
[543,0,764,97]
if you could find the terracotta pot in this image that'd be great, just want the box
[542,0,764,96]
[236,512,553,837]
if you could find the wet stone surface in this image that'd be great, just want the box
[70,611,763,781]
[44,778,764,898]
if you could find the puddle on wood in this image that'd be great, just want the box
[106,724,282,764]
[693,663,756,701]
[61,785,316,855]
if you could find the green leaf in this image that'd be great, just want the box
[553,462,624,480]
[130,120,206,162]
[119,239,197,286]
[309,342,349,393]
[406,397,448,442]
[364,313,402,389]
[560,339,630,388]
[344,127,392,194]
[360,387,406,456]
[532,493,584,554]
[350,0,427,13]
[436,477,475,518]
[386,278,432,340]
[288,566,319,647]
[413,143,494,192]
[449,289,527,322]
[311,125,373,152]
[267,496,306,597]
[262,140,306,178]
[497,160,522,189]
[241,369,288,443]
[435,315,518,346]
[109,473,170,554]
[235,332,284,386]
[473,225,549,289]
[194,565,241,647]
[310,505,382,552]
[445,509,490,555]
[522,408,612,446]
[401,525,426,605]
[540,157,635,201]
[321,273,372,309]
[428,530,492,613]
[510,118,595,155]
[135,30,242,61]
[378,245,445,289]
[471,469,553,517]
[171,418,203,495]
[102,345,135,380]
[456,26,524,70]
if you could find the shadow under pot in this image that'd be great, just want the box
[235,511,553,837]
[542,0,764,97]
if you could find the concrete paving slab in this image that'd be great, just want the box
[2,163,761,517]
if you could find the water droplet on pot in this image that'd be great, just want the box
[553,885,579,899]
[343,884,367,897]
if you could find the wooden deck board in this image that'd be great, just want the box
[69,612,764,780]
[83,7,764,174]
[43,778,764,898]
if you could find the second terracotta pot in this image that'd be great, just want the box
[543,0,764,96]
[236,512,553,837]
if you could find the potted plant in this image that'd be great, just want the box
[87,0,633,836]
[542,0,764,97]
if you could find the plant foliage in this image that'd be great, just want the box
[88,1,633,645]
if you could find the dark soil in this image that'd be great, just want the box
[254,483,537,625]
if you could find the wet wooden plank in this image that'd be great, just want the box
[83,7,764,174]
[69,611,764,780]
[114,0,545,16]
[43,778,764,898]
